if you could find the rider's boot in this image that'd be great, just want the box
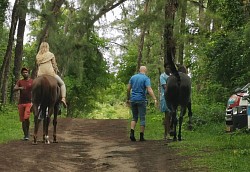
[61,97,67,108]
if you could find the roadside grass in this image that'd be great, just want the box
[86,103,131,119]
[142,108,250,172]
[170,123,250,172]
[0,104,24,143]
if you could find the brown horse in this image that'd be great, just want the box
[32,75,60,144]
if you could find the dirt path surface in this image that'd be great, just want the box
[0,118,196,172]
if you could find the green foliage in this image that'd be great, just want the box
[218,0,246,30]
[192,28,250,106]
[23,42,37,70]
[86,103,130,119]
[0,0,8,25]
[116,46,138,84]
[0,27,8,65]
[98,77,127,105]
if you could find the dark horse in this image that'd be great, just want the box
[32,75,60,144]
[165,69,191,141]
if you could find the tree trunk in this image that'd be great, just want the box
[178,0,187,65]
[198,0,206,32]
[10,0,27,103]
[164,0,178,75]
[0,0,19,103]
[136,0,150,72]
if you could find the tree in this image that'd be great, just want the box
[11,0,28,102]
[164,0,178,75]
[0,0,19,103]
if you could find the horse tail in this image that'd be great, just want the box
[169,62,181,86]
[39,76,57,118]
[166,49,181,86]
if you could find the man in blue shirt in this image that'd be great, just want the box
[160,64,171,140]
[126,66,157,141]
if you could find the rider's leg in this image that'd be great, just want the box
[55,75,67,107]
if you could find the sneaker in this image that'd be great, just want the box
[23,137,29,141]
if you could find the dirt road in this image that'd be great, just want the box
[0,118,196,172]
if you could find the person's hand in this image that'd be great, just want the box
[30,104,33,113]
[126,100,130,107]
[20,87,25,90]
[153,99,158,108]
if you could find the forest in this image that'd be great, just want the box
[1,0,249,119]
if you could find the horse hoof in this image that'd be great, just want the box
[53,141,58,143]
[173,138,177,142]
[169,130,175,136]
[32,142,38,145]
[187,125,193,130]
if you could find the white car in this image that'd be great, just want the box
[225,83,250,131]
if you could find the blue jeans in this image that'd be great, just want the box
[131,101,147,126]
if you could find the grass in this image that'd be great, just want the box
[171,123,250,172]
[0,104,24,143]
[128,106,250,172]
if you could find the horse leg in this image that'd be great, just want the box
[169,112,174,136]
[33,115,39,145]
[163,112,170,140]
[172,110,178,141]
[178,107,187,141]
[42,116,46,143]
[53,117,58,143]
[187,101,193,130]
[53,108,58,143]
[32,104,40,145]
[44,116,50,144]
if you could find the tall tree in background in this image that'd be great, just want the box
[178,0,187,65]
[0,0,19,103]
[136,0,150,72]
[10,0,28,102]
[164,0,178,75]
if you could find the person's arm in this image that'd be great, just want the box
[147,86,157,101]
[162,84,166,90]
[127,84,132,102]
[147,86,157,107]
[13,82,24,91]
[51,55,59,73]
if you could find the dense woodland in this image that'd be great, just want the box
[0,0,250,119]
